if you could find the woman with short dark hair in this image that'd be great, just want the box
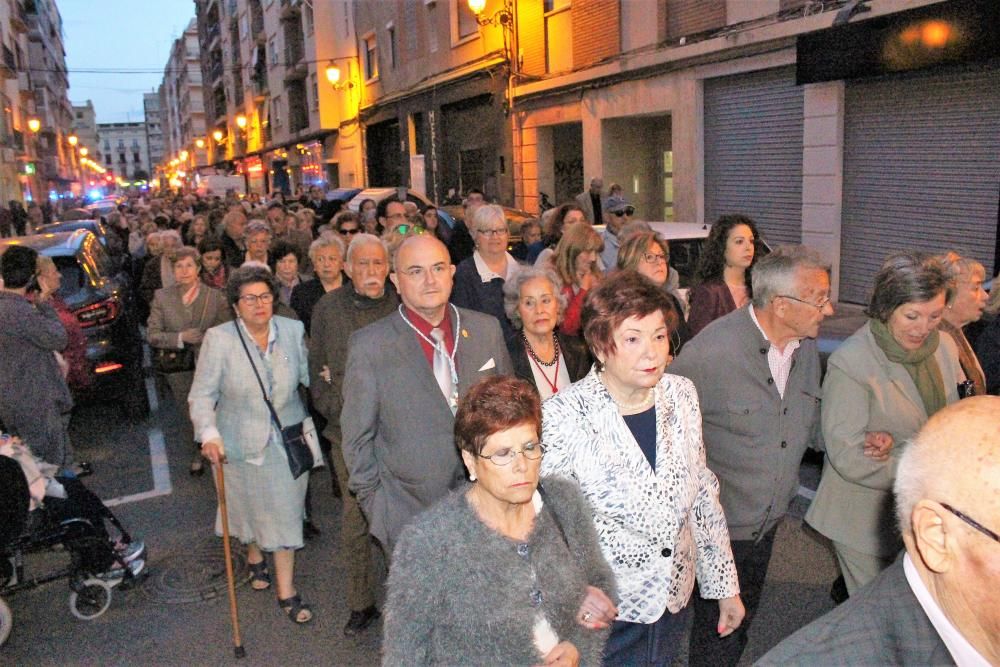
[189,264,315,624]
[384,376,617,666]
[542,272,743,666]
[687,215,760,336]
[269,240,304,307]
[806,251,963,595]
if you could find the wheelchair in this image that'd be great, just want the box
[0,454,147,646]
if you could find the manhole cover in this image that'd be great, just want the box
[139,536,250,604]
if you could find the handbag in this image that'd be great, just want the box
[153,347,195,374]
[235,320,323,479]
[152,289,211,374]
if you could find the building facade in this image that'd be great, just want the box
[1,0,34,203]
[160,17,207,180]
[143,91,164,177]
[21,0,77,200]
[98,122,151,182]
[506,0,999,302]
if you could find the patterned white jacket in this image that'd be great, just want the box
[541,369,739,623]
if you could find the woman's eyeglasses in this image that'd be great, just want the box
[642,252,668,265]
[238,293,275,305]
[477,442,544,466]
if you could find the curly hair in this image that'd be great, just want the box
[694,214,760,287]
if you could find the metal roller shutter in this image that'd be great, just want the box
[840,61,1000,304]
[704,66,804,246]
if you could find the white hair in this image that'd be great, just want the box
[345,232,388,264]
[893,433,935,536]
[309,233,345,262]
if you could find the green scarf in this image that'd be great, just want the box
[869,318,946,417]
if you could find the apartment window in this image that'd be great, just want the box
[387,24,397,69]
[455,0,477,40]
[363,32,378,81]
[133,152,141,163]
[544,0,573,74]
[304,4,314,35]
[119,153,126,163]
[240,14,248,39]
[272,95,282,127]
[310,73,319,110]
[269,37,278,65]
[427,3,439,53]
[105,155,112,166]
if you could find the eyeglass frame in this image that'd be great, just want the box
[393,223,426,236]
[610,206,636,217]
[476,227,509,238]
[775,294,831,311]
[237,292,275,305]
[339,227,361,235]
[641,251,668,265]
[939,502,1000,544]
[476,442,545,466]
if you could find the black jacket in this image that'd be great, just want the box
[506,331,592,392]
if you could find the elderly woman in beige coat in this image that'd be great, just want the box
[806,252,962,595]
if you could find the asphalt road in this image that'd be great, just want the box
[2,374,840,666]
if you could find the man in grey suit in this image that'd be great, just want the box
[669,246,832,666]
[0,246,73,469]
[759,396,1000,666]
[341,234,513,556]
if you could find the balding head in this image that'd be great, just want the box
[389,234,455,324]
[894,396,1000,663]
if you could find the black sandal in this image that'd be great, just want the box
[247,560,270,590]
[278,594,313,624]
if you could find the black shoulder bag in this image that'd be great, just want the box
[234,321,318,479]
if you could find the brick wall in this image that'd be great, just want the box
[571,0,621,69]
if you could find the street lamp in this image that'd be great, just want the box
[467,0,513,27]
[179,149,189,161]
[27,118,40,133]
[195,138,205,149]
[212,129,224,143]
[236,114,248,130]
[79,147,88,157]
[325,62,341,86]
[67,134,78,146]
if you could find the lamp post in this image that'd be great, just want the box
[467,0,515,116]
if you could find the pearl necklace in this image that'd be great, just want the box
[598,371,654,411]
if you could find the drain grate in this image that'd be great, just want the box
[138,536,250,604]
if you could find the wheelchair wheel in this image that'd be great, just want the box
[69,578,113,620]
[0,596,11,646]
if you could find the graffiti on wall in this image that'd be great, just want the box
[554,157,583,204]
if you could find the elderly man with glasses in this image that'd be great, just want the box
[760,395,1000,666]
[669,245,833,667]
[600,195,635,272]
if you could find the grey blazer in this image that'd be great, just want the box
[669,306,822,541]
[340,306,513,551]
[146,284,230,352]
[806,322,961,557]
[188,316,309,462]
[756,556,953,666]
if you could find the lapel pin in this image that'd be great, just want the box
[461,329,469,338]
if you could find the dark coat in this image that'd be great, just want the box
[757,556,953,666]
[973,315,1000,395]
[449,256,515,341]
[687,279,737,337]
[506,331,592,390]
[289,275,347,335]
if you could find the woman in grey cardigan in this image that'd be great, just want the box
[384,376,617,666]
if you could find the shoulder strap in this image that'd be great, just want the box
[233,320,283,430]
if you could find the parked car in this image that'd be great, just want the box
[0,231,149,420]
[345,187,457,231]
[34,219,127,270]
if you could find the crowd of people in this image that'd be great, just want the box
[1,178,999,666]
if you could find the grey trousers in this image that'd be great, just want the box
[329,425,377,611]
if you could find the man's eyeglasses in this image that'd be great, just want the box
[477,442,544,466]
[776,294,831,311]
[238,292,275,305]
[611,206,635,217]
[477,227,508,238]
[340,227,361,235]
[642,252,668,265]
[940,502,1000,544]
